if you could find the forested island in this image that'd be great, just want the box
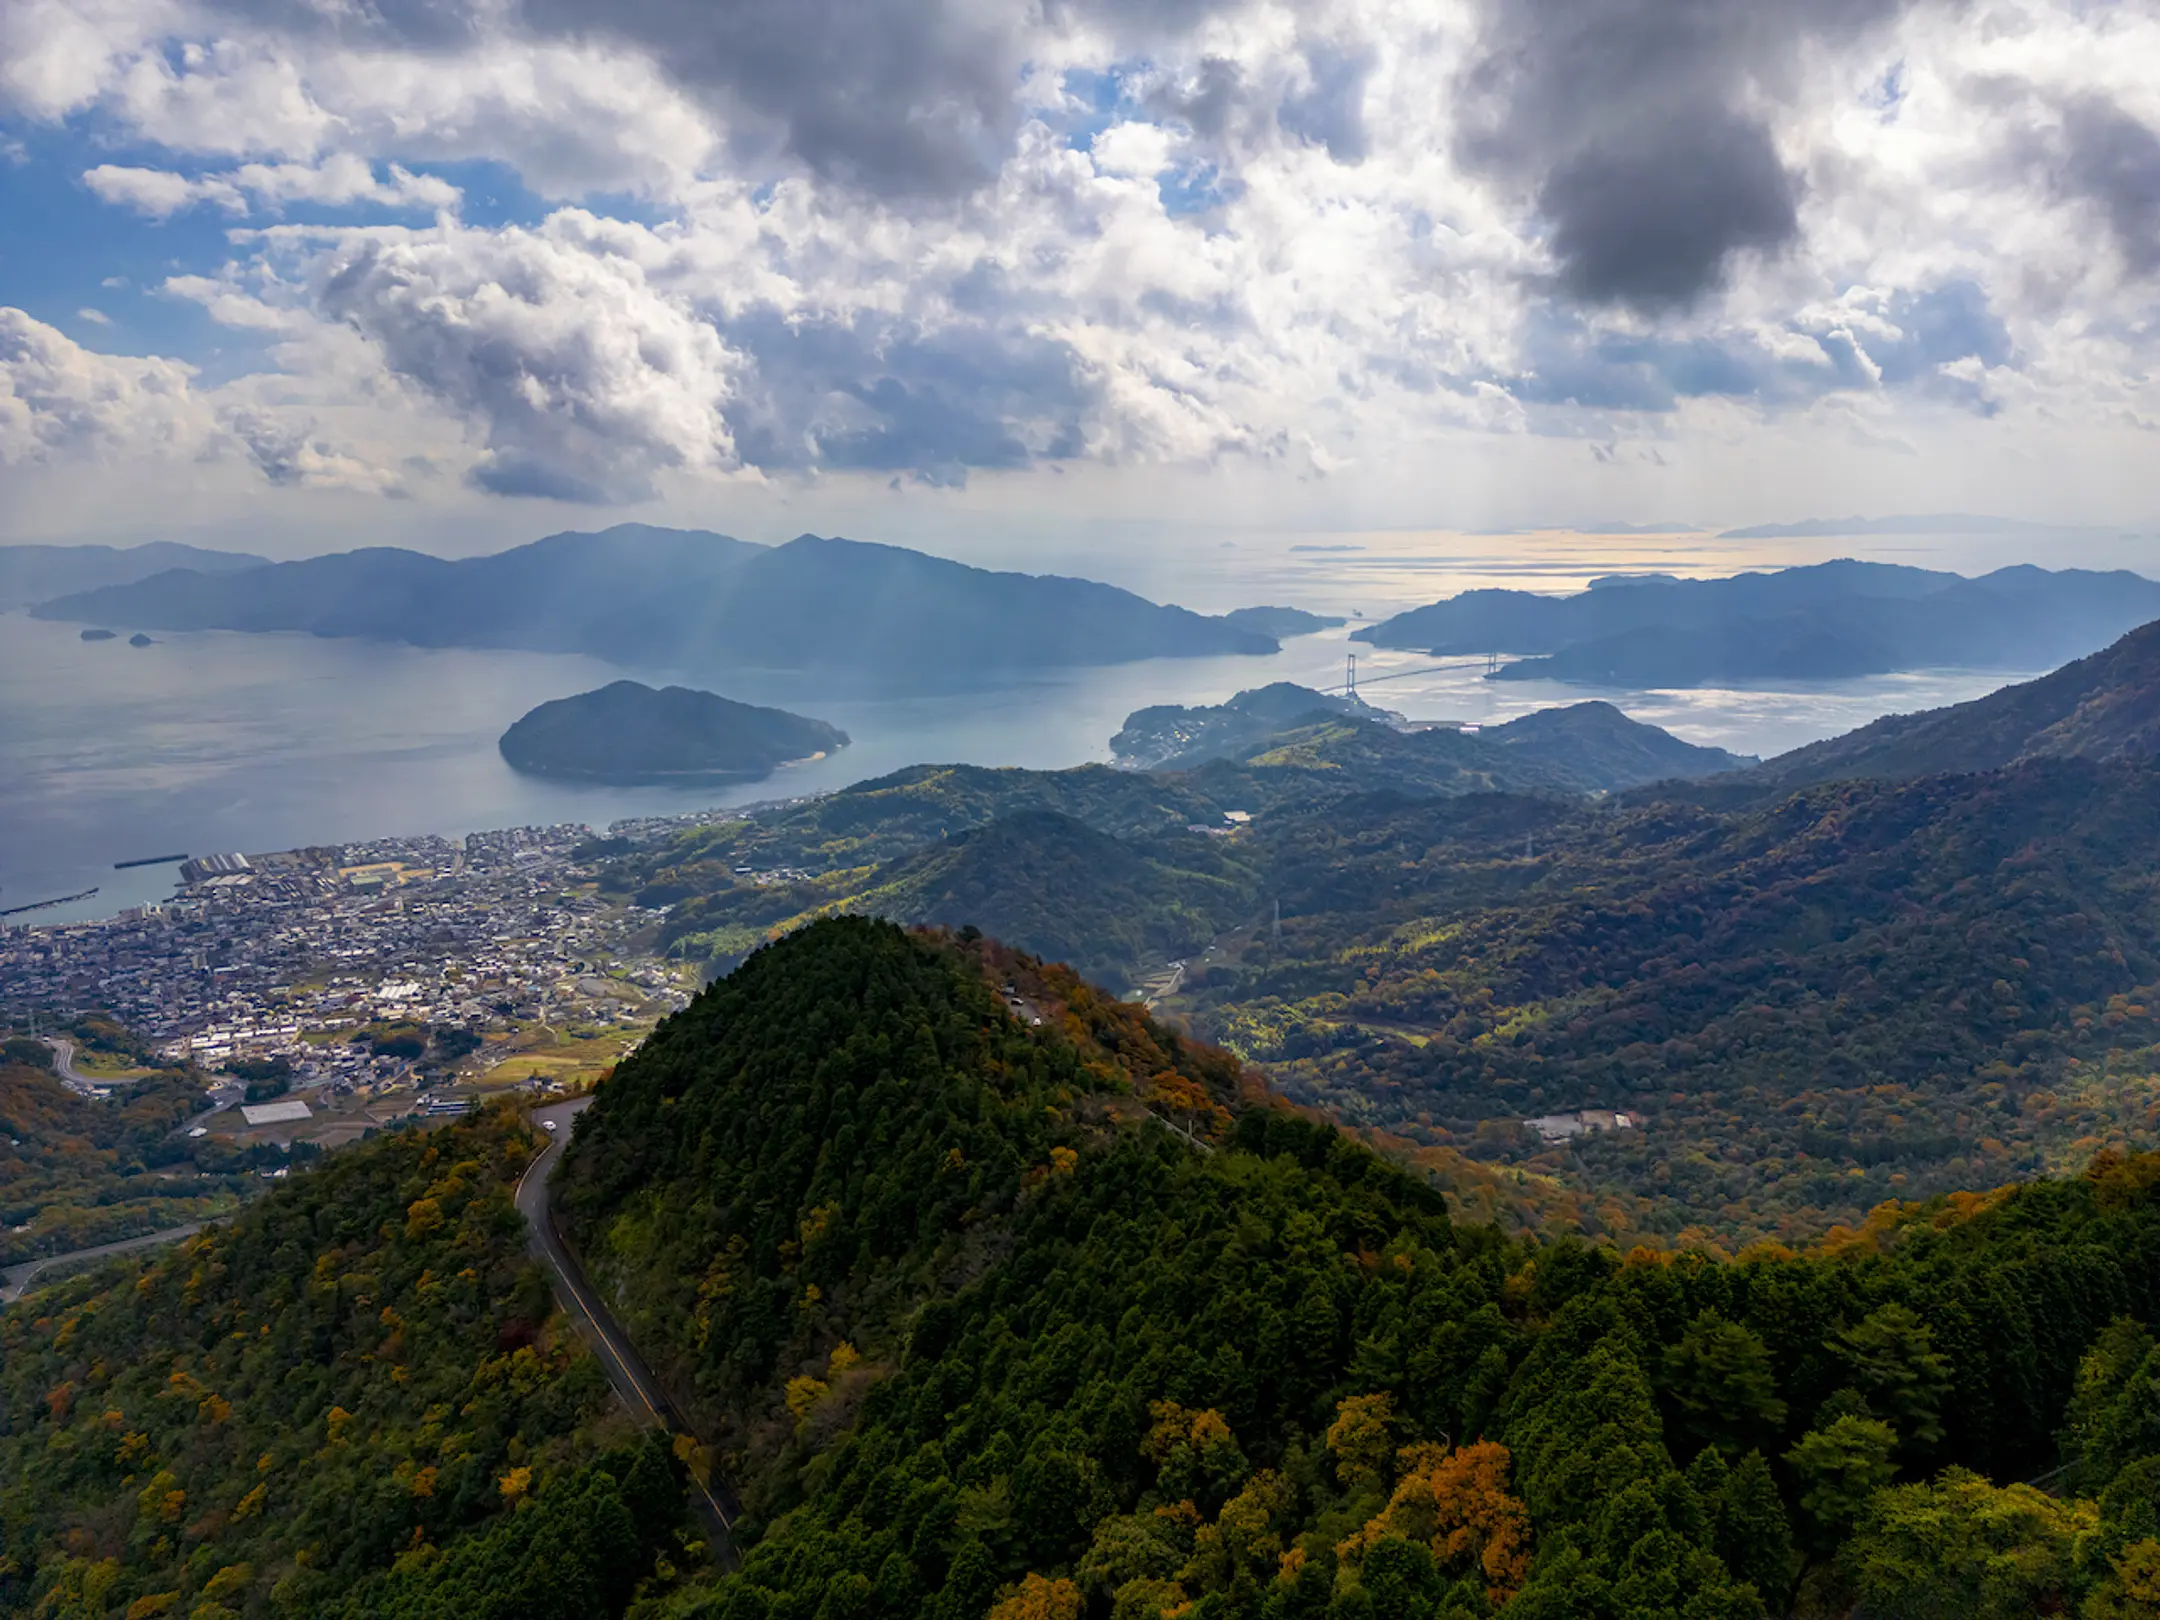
[499,680,849,785]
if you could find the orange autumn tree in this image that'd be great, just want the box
[987,1573,1084,1620]
[1338,1439,1533,1607]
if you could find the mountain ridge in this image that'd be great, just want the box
[30,523,1274,683]
[1744,616,2160,791]
[1355,559,2160,688]
[0,540,267,610]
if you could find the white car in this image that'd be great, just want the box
[542,1119,558,1132]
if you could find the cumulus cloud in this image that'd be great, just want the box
[0,306,216,462]
[308,215,743,501]
[85,155,460,218]
[221,404,410,492]
[4,0,2158,514]
[0,306,400,490]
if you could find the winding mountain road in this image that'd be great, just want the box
[44,1037,92,1095]
[518,1098,738,1560]
[1,1223,203,1306]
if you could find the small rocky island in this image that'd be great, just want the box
[499,680,849,785]
[79,628,116,641]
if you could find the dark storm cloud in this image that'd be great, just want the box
[210,0,1250,198]
[1461,0,1921,312]
[1147,57,1244,142]
[516,0,1022,195]
[1537,111,1797,308]
[2057,97,2160,277]
[1279,42,1375,164]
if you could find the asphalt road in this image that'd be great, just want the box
[44,1037,90,1094]
[518,1098,738,1560]
[1,1223,203,1306]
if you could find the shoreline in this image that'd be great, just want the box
[498,746,842,788]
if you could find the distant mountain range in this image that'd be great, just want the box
[1716,513,2067,540]
[0,541,266,611]
[498,681,848,785]
[30,524,1275,683]
[1355,559,2160,688]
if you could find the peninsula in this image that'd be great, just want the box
[498,680,849,785]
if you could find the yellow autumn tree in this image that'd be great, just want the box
[784,1374,829,1428]
[1338,1440,1532,1607]
[1187,1470,1295,1590]
[2089,1537,2160,1619]
[1325,1392,1395,1490]
[987,1573,1084,1620]
[1144,1400,1236,1461]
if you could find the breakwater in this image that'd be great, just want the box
[0,887,99,918]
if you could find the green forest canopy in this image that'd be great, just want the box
[12,920,2160,1620]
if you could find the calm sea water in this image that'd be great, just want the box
[0,535,2042,928]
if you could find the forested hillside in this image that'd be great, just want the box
[15,921,2160,1618]
[611,703,1750,990]
[1745,616,2160,791]
[0,1057,256,1266]
[602,661,2160,1246]
[548,919,2160,1619]
[0,1110,690,1619]
[1187,760,2160,1245]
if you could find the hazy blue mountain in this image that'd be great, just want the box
[1215,605,1346,637]
[0,541,266,610]
[498,680,849,784]
[1356,559,2160,687]
[1717,513,2066,539]
[32,525,1274,680]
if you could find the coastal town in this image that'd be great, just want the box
[0,819,704,1136]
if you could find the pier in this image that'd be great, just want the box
[114,853,188,870]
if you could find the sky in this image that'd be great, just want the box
[2,0,2158,565]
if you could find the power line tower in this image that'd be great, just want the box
[1272,898,1282,948]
